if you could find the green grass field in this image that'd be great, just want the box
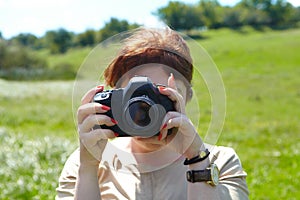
[1,27,299,199]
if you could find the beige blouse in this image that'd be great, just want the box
[56,140,249,200]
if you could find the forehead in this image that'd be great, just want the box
[120,65,187,98]
[133,66,169,85]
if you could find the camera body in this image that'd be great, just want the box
[93,76,175,137]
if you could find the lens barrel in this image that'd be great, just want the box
[128,101,151,127]
[125,96,155,128]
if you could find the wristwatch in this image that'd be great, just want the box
[186,163,219,186]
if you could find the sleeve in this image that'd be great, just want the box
[55,149,116,200]
[212,146,249,200]
[55,148,80,200]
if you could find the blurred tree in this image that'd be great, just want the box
[222,7,245,28]
[99,18,139,41]
[0,43,47,70]
[76,29,96,46]
[245,8,270,27]
[10,33,38,47]
[198,0,223,28]
[238,0,271,10]
[45,28,73,54]
[235,2,270,27]
[3,46,32,69]
[0,41,7,69]
[268,0,294,27]
[290,7,300,25]
[155,1,204,30]
[238,0,294,27]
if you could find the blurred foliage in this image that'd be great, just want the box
[76,29,97,47]
[156,0,300,30]
[0,41,46,70]
[0,0,300,80]
[0,40,77,80]
[0,18,139,80]
[156,1,205,30]
[99,17,140,41]
[44,28,73,54]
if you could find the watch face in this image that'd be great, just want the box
[199,150,207,158]
[210,164,219,185]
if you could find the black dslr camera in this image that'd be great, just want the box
[93,76,175,137]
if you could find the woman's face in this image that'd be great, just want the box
[120,65,187,153]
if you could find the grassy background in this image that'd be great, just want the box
[0,27,299,199]
[200,27,300,199]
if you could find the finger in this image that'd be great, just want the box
[80,128,115,143]
[158,86,185,113]
[158,112,182,141]
[168,73,177,90]
[81,85,104,105]
[158,86,183,102]
[77,103,110,124]
[79,114,117,133]
[165,117,184,130]
[80,129,115,150]
[158,127,168,141]
[160,111,181,127]
[167,73,186,113]
[91,129,116,140]
[160,111,192,139]
[163,114,197,140]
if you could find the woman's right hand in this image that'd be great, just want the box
[77,86,117,166]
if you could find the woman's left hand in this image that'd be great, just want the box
[157,73,204,159]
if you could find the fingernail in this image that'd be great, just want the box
[96,85,104,91]
[114,132,119,137]
[158,132,162,141]
[101,105,110,111]
[111,118,118,124]
[161,123,167,130]
[158,86,166,91]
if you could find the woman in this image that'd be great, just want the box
[56,27,249,200]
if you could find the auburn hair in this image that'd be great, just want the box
[104,27,193,98]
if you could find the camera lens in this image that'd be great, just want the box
[123,95,163,136]
[94,92,110,101]
[128,101,151,127]
[100,93,108,98]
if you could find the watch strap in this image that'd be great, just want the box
[186,163,219,185]
[183,149,210,165]
[186,169,211,183]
